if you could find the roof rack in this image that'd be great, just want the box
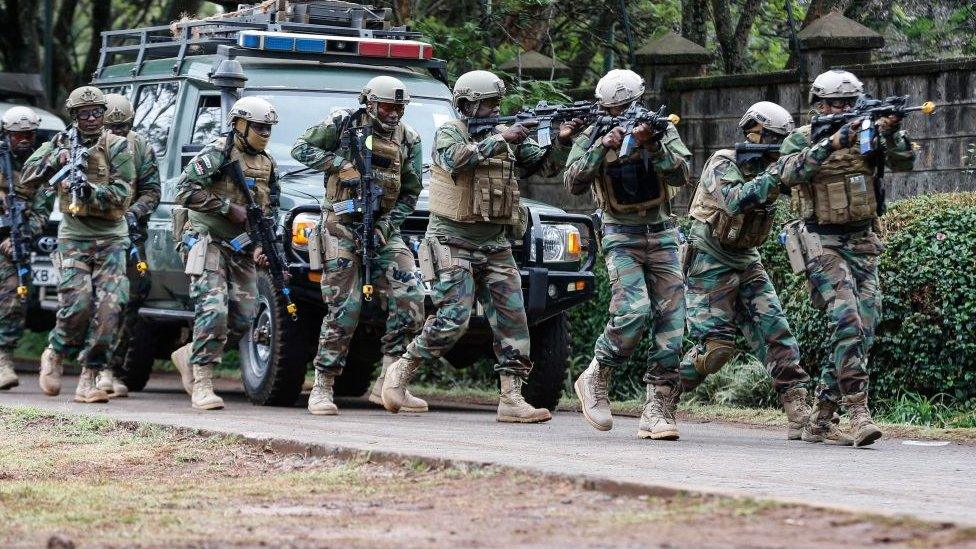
[93,1,440,81]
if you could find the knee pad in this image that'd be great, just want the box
[693,339,737,375]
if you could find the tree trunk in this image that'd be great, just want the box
[711,0,764,73]
[0,0,41,73]
[52,0,80,104]
[83,0,112,85]
[681,0,708,47]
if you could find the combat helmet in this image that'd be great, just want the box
[65,86,107,112]
[452,70,505,112]
[1,106,40,132]
[594,69,644,108]
[104,93,135,125]
[809,70,863,104]
[739,101,795,136]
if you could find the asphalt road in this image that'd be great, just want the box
[2,372,973,526]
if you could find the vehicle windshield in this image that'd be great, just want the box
[245,90,456,170]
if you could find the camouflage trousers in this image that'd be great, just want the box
[0,252,25,350]
[49,238,130,370]
[805,230,883,402]
[109,240,151,374]
[314,222,424,375]
[188,242,257,370]
[680,248,809,393]
[594,228,684,388]
[405,238,532,379]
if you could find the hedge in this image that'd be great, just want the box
[568,192,976,404]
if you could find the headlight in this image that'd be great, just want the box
[530,223,581,263]
[290,213,318,253]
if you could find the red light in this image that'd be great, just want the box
[422,45,434,59]
[359,41,390,57]
[390,43,422,59]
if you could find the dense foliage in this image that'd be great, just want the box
[569,193,976,411]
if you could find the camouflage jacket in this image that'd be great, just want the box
[19,128,134,239]
[427,120,571,247]
[125,131,161,222]
[778,124,916,185]
[564,123,692,225]
[690,153,784,270]
[291,109,423,238]
[175,136,280,241]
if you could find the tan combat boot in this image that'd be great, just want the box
[637,384,679,440]
[843,392,883,448]
[573,358,613,431]
[191,364,224,410]
[497,374,552,423]
[0,349,18,390]
[780,386,813,440]
[39,347,63,396]
[369,356,428,412]
[802,399,853,446]
[381,356,423,413]
[111,376,129,398]
[170,343,194,395]
[308,370,339,415]
[74,368,110,403]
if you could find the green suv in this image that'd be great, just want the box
[32,2,597,409]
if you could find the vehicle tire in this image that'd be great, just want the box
[240,271,311,406]
[333,328,381,397]
[523,313,571,411]
[117,318,156,392]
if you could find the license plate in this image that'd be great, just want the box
[31,264,60,287]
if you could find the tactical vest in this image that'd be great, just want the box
[58,131,131,220]
[325,113,404,221]
[428,119,520,226]
[689,150,775,250]
[791,127,877,225]
[577,127,664,215]
[211,136,273,210]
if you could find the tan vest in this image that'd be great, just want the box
[212,137,273,209]
[690,150,775,250]
[791,131,877,225]
[58,132,131,220]
[325,115,404,222]
[586,128,666,215]
[428,119,520,226]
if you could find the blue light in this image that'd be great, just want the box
[296,38,326,53]
[265,36,295,51]
[240,33,260,49]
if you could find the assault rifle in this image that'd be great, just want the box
[331,123,383,301]
[465,100,598,146]
[734,143,782,166]
[810,94,935,216]
[49,126,91,216]
[126,214,149,277]
[810,94,936,153]
[223,138,298,320]
[587,103,680,156]
[0,135,31,299]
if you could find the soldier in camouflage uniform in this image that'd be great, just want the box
[97,93,161,398]
[171,96,281,411]
[20,86,135,403]
[0,106,42,390]
[565,69,692,440]
[383,70,582,423]
[681,101,812,440]
[778,70,917,447]
[291,76,427,416]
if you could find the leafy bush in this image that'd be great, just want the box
[569,192,976,407]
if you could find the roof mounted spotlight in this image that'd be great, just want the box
[210,58,248,128]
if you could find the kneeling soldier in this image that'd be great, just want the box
[172,97,281,411]
[383,70,581,422]
[291,76,427,415]
[566,69,692,440]
[681,101,812,440]
[21,86,135,403]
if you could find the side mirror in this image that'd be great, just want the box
[181,143,205,170]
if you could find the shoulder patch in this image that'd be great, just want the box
[200,155,214,171]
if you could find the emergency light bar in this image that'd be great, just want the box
[237,30,434,60]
